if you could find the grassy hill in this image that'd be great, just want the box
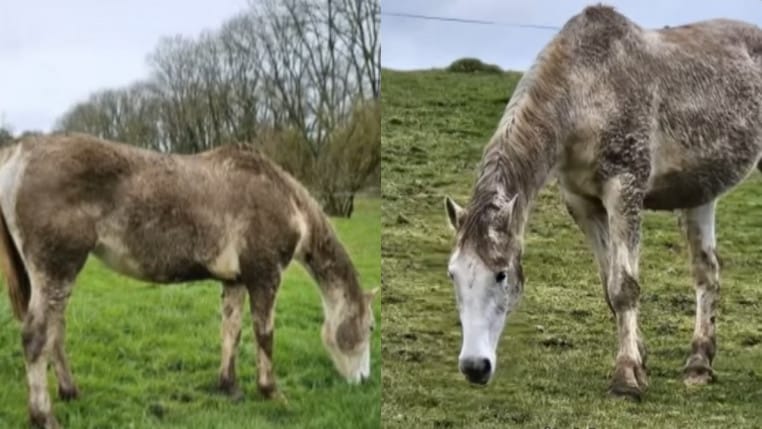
[381,68,762,428]
[0,198,380,429]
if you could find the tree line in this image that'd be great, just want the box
[55,0,380,216]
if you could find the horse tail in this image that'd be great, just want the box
[0,146,30,321]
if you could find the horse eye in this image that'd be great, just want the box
[495,271,507,283]
[447,271,454,280]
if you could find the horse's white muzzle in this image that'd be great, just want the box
[346,346,371,384]
[459,320,497,384]
[459,355,494,385]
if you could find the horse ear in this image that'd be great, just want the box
[445,196,465,230]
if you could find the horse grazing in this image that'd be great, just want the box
[444,5,762,399]
[0,133,376,428]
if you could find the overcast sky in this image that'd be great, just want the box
[0,0,249,134]
[3,1,760,133]
[381,0,762,71]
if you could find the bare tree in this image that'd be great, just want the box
[336,0,380,99]
[56,0,380,216]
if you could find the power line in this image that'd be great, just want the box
[383,11,761,31]
[381,11,561,31]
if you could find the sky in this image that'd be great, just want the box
[0,0,249,134]
[381,0,762,71]
[2,1,760,133]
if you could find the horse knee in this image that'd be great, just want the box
[21,316,47,363]
[695,248,720,290]
[691,336,716,362]
[609,270,640,312]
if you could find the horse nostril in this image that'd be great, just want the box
[460,357,491,385]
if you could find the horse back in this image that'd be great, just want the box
[557,8,762,210]
[10,133,305,283]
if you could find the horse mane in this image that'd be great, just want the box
[459,33,570,252]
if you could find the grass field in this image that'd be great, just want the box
[0,198,380,429]
[381,68,762,428]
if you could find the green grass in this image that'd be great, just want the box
[0,198,380,429]
[381,68,762,428]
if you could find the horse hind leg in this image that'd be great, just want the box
[23,269,77,429]
[247,270,281,399]
[681,201,719,385]
[218,282,246,400]
[51,289,78,401]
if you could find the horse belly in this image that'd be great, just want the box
[92,236,148,280]
[643,175,723,210]
[645,156,755,210]
[92,240,216,284]
[92,214,242,284]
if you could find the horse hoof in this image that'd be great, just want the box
[218,380,244,402]
[271,391,289,406]
[683,365,715,386]
[229,388,245,402]
[58,385,80,401]
[610,356,646,399]
[683,355,715,386]
[608,382,643,401]
[29,413,60,429]
[222,386,244,402]
[257,383,278,399]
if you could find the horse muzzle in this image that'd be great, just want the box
[459,356,492,385]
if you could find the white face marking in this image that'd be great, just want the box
[322,322,371,384]
[448,246,522,384]
[330,341,371,384]
[320,289,373,383]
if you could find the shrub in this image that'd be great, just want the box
[446,57,503,74]
[253,101,380,217]
[316,100,380,217]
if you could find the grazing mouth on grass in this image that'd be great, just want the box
[466,376,490,386]
[460,357,493,385]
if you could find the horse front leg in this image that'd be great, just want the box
[218,283,246,400]
[602,175,648,400]
[562,190,613,312]
[681,201,719,385]
[247,270,280,399]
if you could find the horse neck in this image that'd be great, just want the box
[299,208,363,313]
[473,71,567,239]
